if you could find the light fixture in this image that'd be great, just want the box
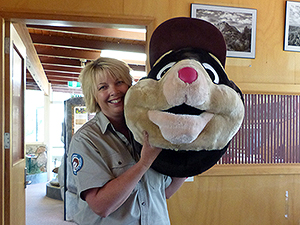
[100,50,146,62]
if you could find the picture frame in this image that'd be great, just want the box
[284,1,300,52]
[191,4,257,59]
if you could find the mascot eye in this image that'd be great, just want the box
[156,62,176,80]
[202,63,219,84]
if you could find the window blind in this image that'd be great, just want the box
[220,94,300,164]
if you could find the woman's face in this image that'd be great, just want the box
[95,71,130,120]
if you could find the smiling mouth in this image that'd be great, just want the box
[109,98,122,104]
[148,104,213,144]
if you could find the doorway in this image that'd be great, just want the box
[1,13,153,225]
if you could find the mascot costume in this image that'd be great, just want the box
[124,17,245,177]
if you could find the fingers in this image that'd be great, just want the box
[142,130,150,146]
[139,131,162,168]
[141,130,162,154]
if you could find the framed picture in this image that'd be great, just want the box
[191,4,257,58]
[284,1,300,52]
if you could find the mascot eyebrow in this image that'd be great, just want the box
[124,17,245,177]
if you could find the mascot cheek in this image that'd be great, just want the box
[124,79,170,145]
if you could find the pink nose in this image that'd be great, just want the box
[178,67,198,84]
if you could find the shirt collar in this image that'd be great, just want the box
[96,111,131,146]
[96,111,111,134]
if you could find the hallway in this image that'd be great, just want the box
[26,182,75,225]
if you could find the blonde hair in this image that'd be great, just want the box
[79,57,132,113]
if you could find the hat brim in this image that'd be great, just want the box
[149,17,227,68]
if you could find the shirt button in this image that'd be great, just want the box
[141,202,146,206]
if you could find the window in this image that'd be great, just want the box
[25,90,44,142]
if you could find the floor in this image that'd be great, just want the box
[26,182,76,225]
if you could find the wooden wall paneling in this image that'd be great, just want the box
[167,165,300,225]
[0,0,125,16]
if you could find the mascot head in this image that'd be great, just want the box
[124,17,245,177]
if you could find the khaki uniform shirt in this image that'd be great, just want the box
[67,111,172,225]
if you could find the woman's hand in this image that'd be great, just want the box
[139,131,162,169]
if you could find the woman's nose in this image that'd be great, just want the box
[109,85,119,95]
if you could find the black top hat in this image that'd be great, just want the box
[149,17,227,68]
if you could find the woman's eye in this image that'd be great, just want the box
[98,85,107,91]
[156,62,176,80]
[202,63,219,84]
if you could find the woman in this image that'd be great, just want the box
[67,57,185,225]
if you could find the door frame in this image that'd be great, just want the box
[3,20,27,225]
[0,12,154,225]
[0,17,5,225]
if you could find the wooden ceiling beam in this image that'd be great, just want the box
[47,78,78,83]
[51,86,82,94]
[27,25,146,41]
[39,55,84,67]
[26,85,41,91]
[43,65,81,73]
[129,64,146,72]
[35,45,101,60]
[46,74,79,81]
[48,79,78,83]
[30,33,145,53]
[45,70,79,76]
[48,81,68,85]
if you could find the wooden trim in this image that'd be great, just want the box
[200,163,300,177]
[0,11,154,28]
[3,20,10,225]
[238,82,300,95]
[0,17,4,225]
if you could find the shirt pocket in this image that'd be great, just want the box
[105,152,135,178]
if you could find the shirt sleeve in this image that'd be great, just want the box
[164,175,172,188]
[68,133,115,199]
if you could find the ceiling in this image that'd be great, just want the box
[23,22,147,94]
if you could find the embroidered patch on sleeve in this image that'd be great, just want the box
[71,153,84,175]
